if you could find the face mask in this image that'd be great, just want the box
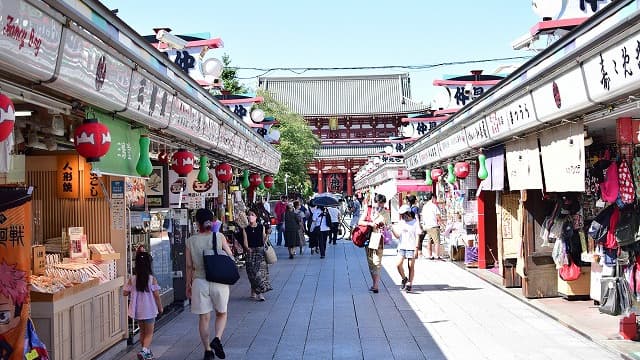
[248,215,257,223]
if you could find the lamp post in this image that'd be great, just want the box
[284,173,290,197]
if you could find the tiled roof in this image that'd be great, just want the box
[316,145,386,159]
[258,74,429,117]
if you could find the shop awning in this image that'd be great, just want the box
[396,180,432,193]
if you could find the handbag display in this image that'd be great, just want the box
[558,261,581,281]
[264,239,277,264]
[599,276,633,315]
[203,232,240,285]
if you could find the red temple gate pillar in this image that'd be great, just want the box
[317,170,324,194]
[346,169,353,196]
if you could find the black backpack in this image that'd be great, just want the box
[324,210,332,227]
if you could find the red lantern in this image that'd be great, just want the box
[74,118,111,162]
[215,163,233,183]
[454,161,470,179]
[249,173,262,188]
[431,168,444,181]
[0,93,15,143]
[263,175,274,189]
[171,149,194,177]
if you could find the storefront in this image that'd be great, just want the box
[0,0,280,359]
[404,0,640,314]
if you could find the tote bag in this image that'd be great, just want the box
[264,239,277,264]
[203,232,240,285]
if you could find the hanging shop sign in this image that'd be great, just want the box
[168,167,218,208]
[123,69,174,129]
[167,97,219,150]
[478,146,505,192]
[505,135,543,190]
[492,94,538,140]
[57,155,80,199]
[539,124,585,192]
[583,27,640,104]
[532,66,592,123]
[83,163,105,199]
[0,0,63,81]
[89,112,142,177]
[51,29,131,112]
[438,130,468,159]
[464,118,491,149]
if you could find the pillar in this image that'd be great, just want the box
[477,190,487,269]
[317,170,324,194]
[346,169,353,196]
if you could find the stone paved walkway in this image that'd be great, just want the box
[121,240,622,360]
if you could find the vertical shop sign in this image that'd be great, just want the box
[0,187,33,360]
[57,155,79,199]
[110,180,125,230]
[83,161,104,199]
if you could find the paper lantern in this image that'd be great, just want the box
[249,173,262,187]
[198,155,209,183]
[425,169,433,186]
[0,93,15,142]
[454,161,470,179]
[478,154,488,180]
[215,163,233,183]
[171,149,194,177]
[446,164,457,184]
[136,135,153,177]
[241,169,250,189]
[263,175,274,188]
[431,168,443,181]
[74,117,111,162]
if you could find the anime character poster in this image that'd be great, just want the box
[0,187,40,360]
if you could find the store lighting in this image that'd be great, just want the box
[15,111,32,117]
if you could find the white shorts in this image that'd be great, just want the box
[191,278,230,314]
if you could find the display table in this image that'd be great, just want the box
[31,277,126,360]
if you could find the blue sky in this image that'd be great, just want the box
[102,0,540,104]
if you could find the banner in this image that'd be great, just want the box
[540,125,585,192]
[89,110,142,177]
[505,135,543,190]
[0,187,33,360]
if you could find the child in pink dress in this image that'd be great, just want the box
[123,251,163,360]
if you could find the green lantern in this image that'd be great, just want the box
[446,164,456,184]
[477,153,489,180]
[198,155,209,183]
[241,169,250,189]
[258,176,266,190]
[136,134,153,177]
[425,169,433,186]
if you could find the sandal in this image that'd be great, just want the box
[405,285,412,292]
[401,277,408,289]
[369,287,379,293]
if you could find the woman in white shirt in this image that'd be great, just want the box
[392,205,422,292]
[311,206,332,258]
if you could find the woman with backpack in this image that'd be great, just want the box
[359,194,390,293]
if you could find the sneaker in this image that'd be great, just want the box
[257,294,265,301]
[203,350,215,360]
[137,351,145,360]
[405,285,412,292]
[210,337,226,359]
[144,350,154,360]
[401,277,408,289]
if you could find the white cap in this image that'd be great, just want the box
[398,204,411,215]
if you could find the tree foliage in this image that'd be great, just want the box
[220,54,247,95]
[256,89,319,199]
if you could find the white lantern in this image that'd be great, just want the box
[384,145,394,154]
[250,108,265,123]
[202,58,223,81]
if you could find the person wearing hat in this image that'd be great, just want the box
[392,204,422,292]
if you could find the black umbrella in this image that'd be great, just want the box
[311,194,340,207]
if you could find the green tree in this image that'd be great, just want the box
[256,89,319,199]
[220,53,247,95]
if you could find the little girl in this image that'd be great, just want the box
[123,251,163,360]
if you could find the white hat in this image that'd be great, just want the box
[398,204,411,215]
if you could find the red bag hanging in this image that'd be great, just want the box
[600,162,619,203]
[352,206,373,248]
[559,262,581,281]
[618,159,635,204]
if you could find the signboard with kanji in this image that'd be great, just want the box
[83,163,104,199]
[57,155,79,199]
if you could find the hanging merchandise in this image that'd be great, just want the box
[425,169,432,185]
[215,162,233,183]
[263,175,274,189]
[446,164,456,184]
[171,149,194,177]
[431,168,443,181]
[135,134,153,177]
[198,155,209,183]
[618,159,635,204]
[477,153,488,180]
[249,173,262,188]
[0,93,15,142]
[454,161,470,179]
[74,116,111,162]
[600,161,619,203]
[241,169,250,189]
[633,157,640,199]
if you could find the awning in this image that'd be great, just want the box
[396,180,432,193]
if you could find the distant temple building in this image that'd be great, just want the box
[258,74,429,195]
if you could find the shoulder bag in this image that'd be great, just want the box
[264,239,277,264]
[352,206,373,248]
[203,232,240,285]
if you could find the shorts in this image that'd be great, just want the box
[398,249,416,259]
[426,227,441,244]
[137,318,156,324]
[191,278,230,314]
[366,248,383,275]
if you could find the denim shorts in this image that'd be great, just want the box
[398,249,416,259]
[137,318,156,324]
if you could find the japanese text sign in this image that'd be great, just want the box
[57,155,79,199]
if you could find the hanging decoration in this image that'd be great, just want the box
[74,116,111,162]
[249,173,262,188]
[477,153,489,180]
[263,175,274,189]
[446,164,457,184]
[454,161,470,179]
[0,93,15,142]
[171,149,194,177]
[241,169,250,189]
[198,155,209,183]
[425,169,433,186]
[258,179,266,190]
[215,162,233,183]
[136,134,153,177]
[431,168,444,181]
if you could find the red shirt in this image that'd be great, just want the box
[274,201,287,223]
